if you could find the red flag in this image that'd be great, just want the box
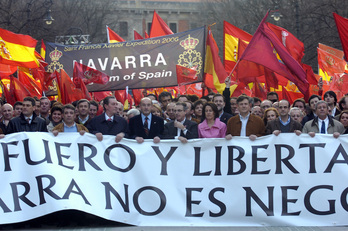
[106,26,125,43]
[144,31,149,39]
[317,47,346,76]
[92,91,112,102]
[253,82,267,100]
[18,69,42,98]
[0,28,39,68]
[281,86,294,104]
[333,13,348,62]
[302,63,318,85]
[266,22,304,63]
[2,76,31,103]
[134,30,144,40]
[73,62,109,87]
[237,11,308,97]
[149,10,173,38]
[176,65,197,85]
[0,64,16,77]
[132,89,143,106]
[56,69,84,104]
[329,73,348,99]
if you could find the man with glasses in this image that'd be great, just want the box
[162,102,198,143]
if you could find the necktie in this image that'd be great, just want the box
[107,118,112,122]
[26,118,31,124]
[321,121,326,134]
[144,117,149,135]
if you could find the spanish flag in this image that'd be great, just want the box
[106,26,125,43]
[204,27,227,93]
[223,21,252,73]
[0,28,39,68]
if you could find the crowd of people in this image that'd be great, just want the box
[0,76,348,143]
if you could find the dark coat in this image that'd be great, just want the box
[220,111,233,125]
[128,114,164,139]
[162,119,198,139]
[7,113,48,133]
[86,113,128,136]
[265,118,303,135]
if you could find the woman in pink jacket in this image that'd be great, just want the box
[198,102,227,138]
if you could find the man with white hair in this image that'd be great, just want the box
[303,100,344,138]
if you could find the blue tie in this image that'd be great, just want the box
[321,121,325,134]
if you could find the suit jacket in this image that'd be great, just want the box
[302,116,345,134]
[226,114,265,137]
[220,111,233,125]
[265,118,302,135]
[7,113,48,133]
[162,119,198,139]
[86,113,128,136]
[128,114,164,139]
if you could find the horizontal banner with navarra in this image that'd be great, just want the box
[44,27,206,92]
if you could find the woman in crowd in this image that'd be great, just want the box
[151,104,167,124]
[263,107,279,125]
[198,102,227,138]
[47,106,63,132]
[339,110,348,134]
[192,100,204,123]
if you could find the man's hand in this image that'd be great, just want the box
[225,134,232,140]
[272,130,281,136]
[308,132,315,138]
[174,121,185,130]
[96,132,103,141]
[0,134,5,139]
[153,136,160,143]
[79,130,86,136]
[178,136,188,143]
[225,76,231,88]
[294,130,302,136]
[318,77,323,90]
[249,134,257,141]
[52,130,59,136]
[333,132,340,139]
[115,132,125,143]
[136,136,144,144]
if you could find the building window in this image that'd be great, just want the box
[169,23,177,33]
[147,22,152,34]
[119,21,128,37]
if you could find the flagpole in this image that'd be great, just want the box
[106,25,110,43]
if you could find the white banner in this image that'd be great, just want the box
[0,132,348,226]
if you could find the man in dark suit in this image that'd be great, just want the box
[128,97,164,143]
[213,93,233,124]
[87,96,128,143]
[7,97,48,133]
[162,102,198,143]
[265,100,302,135]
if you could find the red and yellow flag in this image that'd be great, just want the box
[0,28,39,68]
[204,27,227,93]
[106,26,125,43]
[318,43,347,81]
[223,21,252,73]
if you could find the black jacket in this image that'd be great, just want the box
[7,113,48,133]
[128,114,164,139]
[162,119,198,139]
[87,113,128,136]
